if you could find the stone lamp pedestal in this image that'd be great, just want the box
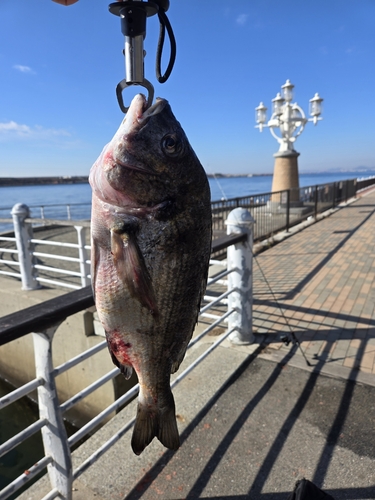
[271,150,301,204]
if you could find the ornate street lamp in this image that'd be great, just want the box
[255,80,323,204]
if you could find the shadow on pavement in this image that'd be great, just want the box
[126,331,373,499]
[126,345,297,499]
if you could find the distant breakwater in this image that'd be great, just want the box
[0,176,89,187]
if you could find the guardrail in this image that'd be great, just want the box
[0,210,254,500]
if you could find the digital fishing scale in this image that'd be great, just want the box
[108,0,176,113]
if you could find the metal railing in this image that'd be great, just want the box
[211,178,361,238]
[357,175,375,192]
[0,213,253,500]
[1,177,375,292]
[0,204,91,291]
[0,202,91,222]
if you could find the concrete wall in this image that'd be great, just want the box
[0,276,136,428]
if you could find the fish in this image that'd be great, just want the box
[89,94,212,455]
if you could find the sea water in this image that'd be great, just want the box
[0,172,370,218]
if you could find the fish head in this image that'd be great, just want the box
[90,94,208,210]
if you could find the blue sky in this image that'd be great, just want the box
[1,0,375,177]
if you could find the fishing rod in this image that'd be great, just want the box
[253,255,312,367]
[109,0,177,113]
[226,194,312,367]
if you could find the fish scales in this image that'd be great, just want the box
[90,94,212,455]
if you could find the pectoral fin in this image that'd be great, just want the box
[111,229,158,315]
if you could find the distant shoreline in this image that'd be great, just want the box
[1,170,374,188]
[0,176,89,187]
[0,174,271,187]
[207,173,272,178]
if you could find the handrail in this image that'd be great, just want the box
[0,286,93,345]
[29,218,90,227]
[211,233,246,252]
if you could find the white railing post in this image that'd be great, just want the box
[11,203,40,290]
[225,208,255,345]
[75,225,90,287]
[32,325,73,500]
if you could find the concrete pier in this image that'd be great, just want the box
[18,186,375,499]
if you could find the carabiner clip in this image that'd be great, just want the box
[116,79,155,114]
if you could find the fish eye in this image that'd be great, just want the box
[161,133,184,157]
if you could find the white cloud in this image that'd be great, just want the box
[0,121,71,141]
[13,64,35,74]
[0,121,30,134]
[236,14,248,26]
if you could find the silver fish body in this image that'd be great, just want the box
[89,95,212,455]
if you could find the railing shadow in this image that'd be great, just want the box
[195,489,375,499]
[125,345,297,500]
[311,337,368,488]
[253,301,375,329]
[247,337,367,498]
[253,206,375,301]
[126,328,373,499]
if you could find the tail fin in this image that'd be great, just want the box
[131,390,180,456]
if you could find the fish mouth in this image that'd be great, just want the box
[108,94,168,176]
[114,156,155,175]
[139,96,167,123]
[123,94,168,131]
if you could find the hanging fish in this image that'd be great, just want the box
[90,94,212,455]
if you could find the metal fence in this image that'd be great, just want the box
[212,178,359,239]
[0,204,91,291]
[0,224,91,291]
[0,177,374,292]
[0,202,91,222]
[357,175,375,192]
[0,203,92,235]
[0,223,252,500]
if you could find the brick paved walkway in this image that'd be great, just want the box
[253,188,375,376]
